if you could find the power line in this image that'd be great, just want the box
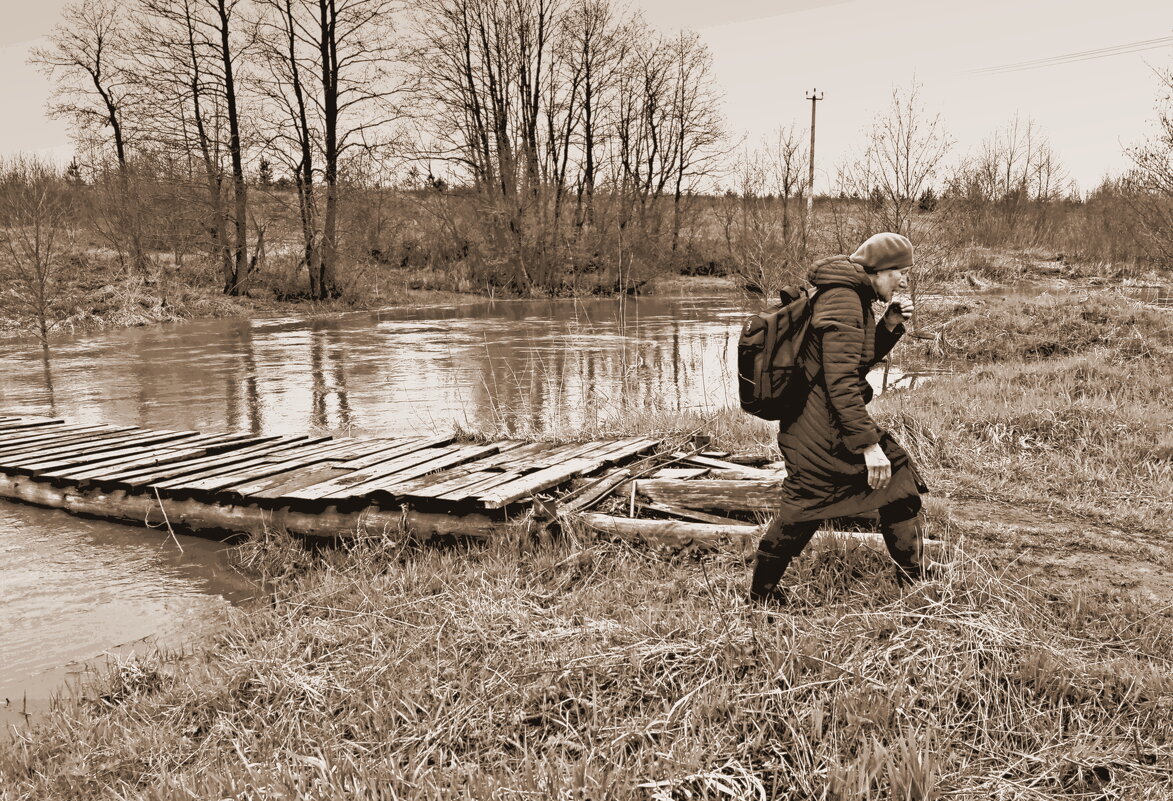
[972,34,1173,74]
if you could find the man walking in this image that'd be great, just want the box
[750,232,929,604]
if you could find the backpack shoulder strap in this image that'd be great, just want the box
[809,282,869,318]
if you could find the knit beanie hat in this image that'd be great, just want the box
[849,232,914,273]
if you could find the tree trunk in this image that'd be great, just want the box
[218,0,249,295]
[318,0,339,299]
[280,0,319,297]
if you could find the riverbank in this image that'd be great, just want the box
[0,254,747,342]
[2,285,1172,799]
[5,245,1164,342]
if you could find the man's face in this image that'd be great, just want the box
[872,267,908,301]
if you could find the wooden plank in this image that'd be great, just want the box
[372,441,538,498]
[0,418,65,433]
[0,422,123,447]
[0,425,135,456]
[204,439,396,496]
[3,428,190,468]
[283,441,475,501]
[346,443,509,499]
[423,442,615,502]
[651,468,710,480]
[152,437,341,492]
[636,500,746,526]
[432,469,526,501]
[670,452,783,480]
[122,437,312,487]
[634,478,786,513]
[245,465,351,500]
[292,442,505,502]
[52,436,256,478]
[39,444,221,481]
[589,437,663,461]
[14,431,204,474]
[573,513,941,553]
[556,467,632,514]
[145,436,330,490]
[89,435,284,485]
[475,438,659,509]
[0,415,64,427]
[521,440,614,470]
[335,435,455,470]
[249,437,386,464]
[228,438,412,498]
[0,422,138,455]
[573,512,761,549]
[326,440,539,504]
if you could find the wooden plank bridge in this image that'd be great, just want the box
[0,414,660,540]
[0,414,916,555]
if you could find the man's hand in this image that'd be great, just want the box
[883,300,914,331]
[863,442,891,490]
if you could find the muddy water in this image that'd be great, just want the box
[1,295,759,438]
[0,503,253,726]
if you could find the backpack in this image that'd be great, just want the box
[736,285,820,421]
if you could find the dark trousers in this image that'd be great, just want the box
[750,496,924,601]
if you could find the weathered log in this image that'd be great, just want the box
[570,512,941,553]
[0,473,494,540]
[635,478,786,513]
[636,500,745,526]
[573,512,760,548]
[558,468,631,514]
[670,452,785,480]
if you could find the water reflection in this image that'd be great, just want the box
[0,503,253,726]
[0,295,754,438]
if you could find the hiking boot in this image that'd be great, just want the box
[748,548,792,604]
[881,516,928,586]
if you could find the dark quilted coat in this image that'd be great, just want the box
[775,256,927,522]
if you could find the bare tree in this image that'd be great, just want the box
[665,30,723,253]
[0,159,79,347]
[953,114,1071,242]
[131,0,251,294]
[30,0,152,273]
[31,0,135,165]
[717,126,810,294]
[766,123,809,245]
[255,0,403,298]
[560,0,622,228]
[254,0,322,293]
[408,0,567,289]
[842,81,953,239]
[1125,64,1173,261]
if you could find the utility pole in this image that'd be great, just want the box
[805,89,824,214]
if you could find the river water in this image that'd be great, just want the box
[0,293,761,724]
[2,295,754,439]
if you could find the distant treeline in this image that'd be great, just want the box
[4,0,1172,313]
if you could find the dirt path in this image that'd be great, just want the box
[936,495,1173,607]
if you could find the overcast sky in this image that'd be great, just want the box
[3,0,1170,191]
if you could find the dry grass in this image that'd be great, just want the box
[3,525,1172,800]
[905,289,1173,365]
